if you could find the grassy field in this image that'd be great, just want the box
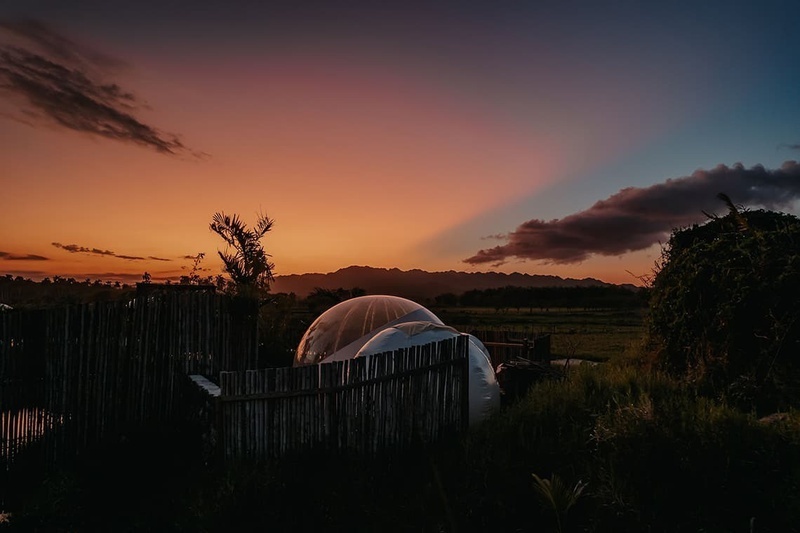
[433,306,646,362]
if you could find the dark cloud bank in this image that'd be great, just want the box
[0,19,193,155]
[465,160,800,265]
[51,242,171,262]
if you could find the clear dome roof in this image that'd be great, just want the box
[294,295,443,366]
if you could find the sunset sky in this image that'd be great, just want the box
[2,1,799,286]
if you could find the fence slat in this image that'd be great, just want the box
[0,291,257,473]
[210,336,470,460]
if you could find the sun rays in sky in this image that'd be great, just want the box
[2,1,799,285]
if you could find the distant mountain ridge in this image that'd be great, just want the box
[272,266,635,300]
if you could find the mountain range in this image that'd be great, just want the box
[272,266,636,300]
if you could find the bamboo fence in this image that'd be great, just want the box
[0,291,257,470]
[212,336,469,460]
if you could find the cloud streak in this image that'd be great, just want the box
[0,251,49,261]
[51,242,172,262]
[0,19,195,155]
[465,160,800,265]
[51,242,114,255]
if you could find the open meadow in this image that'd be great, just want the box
[433,306,646,362]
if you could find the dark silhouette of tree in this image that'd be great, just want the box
[178,252,222,287]
[210,211,275,296]
[434,292,458,306]
[303,287,365,316]
[0,275,133,307]
[444,285,642,310]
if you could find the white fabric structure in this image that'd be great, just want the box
[295,295,500,425]
[294,295,443,366]
[356,321,500,426]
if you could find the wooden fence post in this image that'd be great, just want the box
[458,335,470,432]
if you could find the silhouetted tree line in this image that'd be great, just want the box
[434,285,647,311]
[0,274,134,307]
[248,288,369,367]
[302,287,367,315]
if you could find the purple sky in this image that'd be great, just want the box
[1,1,799,284]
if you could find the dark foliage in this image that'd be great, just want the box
[303,286,366,316]
[258,292,305,367]
[7,368,800,532]
[0,274,132,307]
[649,208,800,411]
[209,212,275,297]
[457,285,646,312]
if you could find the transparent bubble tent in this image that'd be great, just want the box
[294,295,500,425]
[294,295,444,366]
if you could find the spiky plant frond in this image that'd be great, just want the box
[717,192,749,232]
[210,211,275,295]
[532,473,587,533]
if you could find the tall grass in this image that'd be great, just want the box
[5,362,800,532]
[449,363,800,531]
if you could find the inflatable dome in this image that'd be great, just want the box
[356,321,500,425]
[294,295,444,366]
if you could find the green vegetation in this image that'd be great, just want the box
[435,306,645,362]
[649,206,800,412]
[0,274,134,307]
[209,211,276,298]
[6,363,799,532]
[5,206,800,531]
[531,473,588,533]
[454,285,646,311]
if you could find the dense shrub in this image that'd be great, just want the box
[447,364,800,532]
[649,208,800,411]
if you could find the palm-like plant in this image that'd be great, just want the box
[532,473,587,533]
[210,211,275,295]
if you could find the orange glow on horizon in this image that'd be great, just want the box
[1,30,689,288]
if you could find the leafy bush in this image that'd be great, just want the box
[453,364,800,532]
[648,208,800,411]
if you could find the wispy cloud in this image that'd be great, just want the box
[465,160,800,265]
[51,242,114,255]
[0,251,49,260]
[1,269,49,279]
[51,242,172,262]
[0,19,197,156]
